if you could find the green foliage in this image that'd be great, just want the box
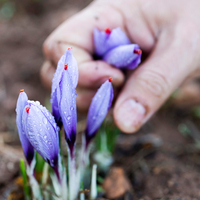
[95,117,120,153]
[178,123,191,137]
[35,152,45,173]
[20,159,30,200]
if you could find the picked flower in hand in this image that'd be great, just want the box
[94,27,142,69]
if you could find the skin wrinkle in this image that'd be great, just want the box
[136,68,170,99]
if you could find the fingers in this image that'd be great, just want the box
[40,61,55,89]
[78,60,124,88]
[113,30,200,133]
[76,87,96,111]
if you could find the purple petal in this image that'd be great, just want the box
[51,48,78,125]
[59,69,77,156]
[22,101,59,168]
[85,79,114,144]
[16,90,34,165]
[103,44,142,69]
[94,27,131,57]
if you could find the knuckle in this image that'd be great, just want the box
[137,69,170,98]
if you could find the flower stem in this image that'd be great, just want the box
[67,145,79,200]
[20,159,30,200]
[90,164,97,199]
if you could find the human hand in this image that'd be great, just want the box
[41,0,200,133]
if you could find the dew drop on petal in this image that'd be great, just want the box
[48,142,52,146]
[70,106,74,111]
[67,116,71,120]
[35,101,40,106]
[43,117,47,125]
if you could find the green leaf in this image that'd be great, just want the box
[20,159,30,200]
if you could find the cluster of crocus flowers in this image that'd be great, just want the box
[16,48,114,200]
[94,27,142,69]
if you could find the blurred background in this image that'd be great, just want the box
[2,0,200,199]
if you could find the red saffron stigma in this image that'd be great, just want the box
[26,107,29,114]
[134,49,142,54]
[68,47,73,50]
[20,89,24,93]
[64,64,68,70]
[105,28,111,34]
[109,77,112,82]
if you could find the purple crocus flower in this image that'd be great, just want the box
[94,27,131,57]
[103,44,142,69]
[51,48,78,157]
[85,78,114,147]
[93,27,142,69]
[22,100,59,172]
[16,90,34,165]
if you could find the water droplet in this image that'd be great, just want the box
[67,116,71,120]
[48,142,52,146]
[64,111,67,115]
[44,135,47,140]
[70,106,74,111]
[28,132,34,138]
[43,117,47,125]
[35,101,40,106]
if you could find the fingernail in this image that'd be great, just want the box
[116,99,146,133]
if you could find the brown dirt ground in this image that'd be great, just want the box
[1,1,200,200]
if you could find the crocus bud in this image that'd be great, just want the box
[51,48,78,156]
[16,90,34,165]
[85,79,114,146]
[22,100,59,168]
[103,44,142,69]
[94,27,142,70]
[94,27,131,57]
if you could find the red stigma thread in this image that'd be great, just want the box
[26,107,29,114]
[64,64,68,70]
[105,28,111,34]
[134,49,142,55]
[20,89,24,93]
[68,47,73,50]
[109,77,112,82]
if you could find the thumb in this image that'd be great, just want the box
[113,30,200,133]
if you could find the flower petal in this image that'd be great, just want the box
[16,90,34,165]
[59,70,77,154]
[85,80,114,143]
[103,44,142,69]
[22,101,59,168]
[51,48,78,126]
[94,27,131,57]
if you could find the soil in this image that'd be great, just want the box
[1,1,200,200]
